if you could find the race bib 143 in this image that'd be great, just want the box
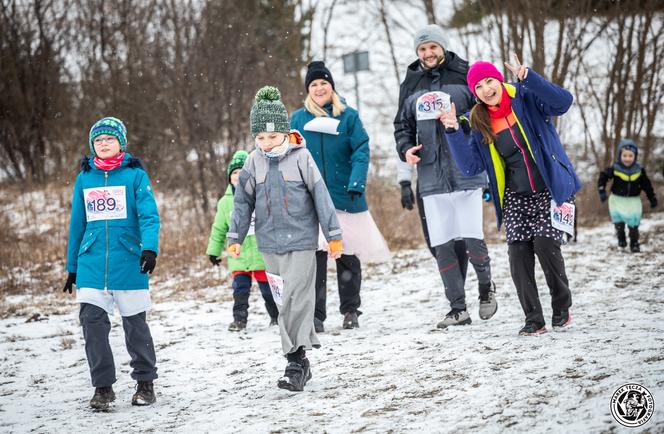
[83,186,128,222]
[416,91,452,121]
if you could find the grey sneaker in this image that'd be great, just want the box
[478,285,498,320]
[228,321,247,332]
[436,309,472,328]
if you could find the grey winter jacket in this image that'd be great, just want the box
[227,132,342,254]
[394,53,486,197]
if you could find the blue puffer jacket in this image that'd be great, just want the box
[290,103,370,213]
[66,154,160,290]
[446,69,582,228]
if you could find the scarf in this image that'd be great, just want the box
[487,87,512,120]
[261,135,291,158]
[94,152,126,171]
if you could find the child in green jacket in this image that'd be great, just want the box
[206,150,279,331]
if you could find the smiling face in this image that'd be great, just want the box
[92,134,122,160]
[620,148,636,167]
[474,77,504,106]
[255,132,288,152]
[308,79,333,107]
[417,42,444,69]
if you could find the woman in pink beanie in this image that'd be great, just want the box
[441,55,581,336]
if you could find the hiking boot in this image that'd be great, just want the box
[552,310,572,329]
[269,317,279,327]
[90,386,115,410]
[342,312,359,329]
[228,320,247,332]
[478,282,498,320]
[436,309,472,328]
[628,226,640,252]
[615,223,627,248]
[132,381,156,406]
[314,317,325,333]
[277,358,312,392]
[518,323,547,336]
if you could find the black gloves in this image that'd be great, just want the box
[140,250,157,274]
[400,181,414,210]
[482,188,491,202]
[63,272,76,294]
[650,197,658,209]
[348,191,363,201]
[599,189,608,203]
[209,255,221,266]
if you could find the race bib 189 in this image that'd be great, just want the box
[83,186,128,222]
[416,91,452,120]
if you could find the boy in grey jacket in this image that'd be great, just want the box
[227,86,342,392]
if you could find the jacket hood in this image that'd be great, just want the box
[616,139,638,163]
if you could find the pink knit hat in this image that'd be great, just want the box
[467,61,504,96]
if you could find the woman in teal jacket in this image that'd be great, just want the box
[63,117,160,410]
[291,61,390,332]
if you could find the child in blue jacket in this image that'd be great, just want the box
[63,117,160,410]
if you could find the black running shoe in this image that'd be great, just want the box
[518,323,547,336]
[277,358,312,392]
[552,310,572,328]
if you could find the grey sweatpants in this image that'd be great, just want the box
[262,250,320,355]
[79,303,158,387]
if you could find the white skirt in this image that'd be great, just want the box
[77,287,151,317]
[318,210,391,263]
[422,189,484,247]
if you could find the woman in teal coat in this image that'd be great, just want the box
[291,61,390,332]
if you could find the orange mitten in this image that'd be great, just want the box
[227,243,241,258]
[328,240,343,258]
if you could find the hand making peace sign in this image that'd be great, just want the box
[504,52,528,81]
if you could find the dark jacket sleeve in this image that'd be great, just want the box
[394,82,416,162]
[640,168,656,202]
[597,167,613,192]
[445,127,486,177]
[521,69,573,117]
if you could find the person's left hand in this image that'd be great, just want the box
[328,240,343,260]
[348,191,362,201]
[504,52,528,81]
[140,250,157,274]
[439,102,459,130]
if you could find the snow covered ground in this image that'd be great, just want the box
[1,214,663,433]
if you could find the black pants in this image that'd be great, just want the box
[79,303,158,387]
[231,274,279,322]
[507,237,572,327]
[314,251,361,322]
[435,238,492,311]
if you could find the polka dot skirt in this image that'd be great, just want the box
[503,188,564,244]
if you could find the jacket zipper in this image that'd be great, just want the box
[505,116,536,193]
[320,133,327,183]
[104,171,109,291]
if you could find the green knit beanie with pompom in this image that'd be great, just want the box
[250,86,290,137]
